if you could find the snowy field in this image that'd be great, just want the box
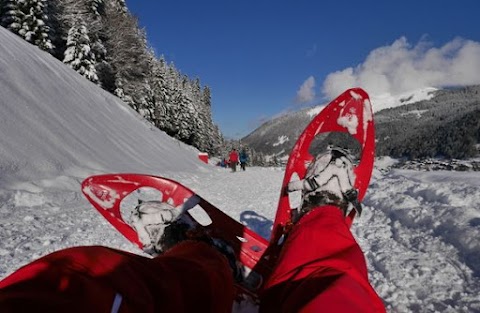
[0,26,479,312]
[1,165,480,312]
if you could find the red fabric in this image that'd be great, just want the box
[229,150,239,162]
[260,206,386,313]
[0,206,385,312]
[0,241,234,313]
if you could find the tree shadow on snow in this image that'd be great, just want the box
[240,211,273,240]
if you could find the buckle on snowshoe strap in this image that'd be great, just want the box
[343,189,362,216]
[305,176,320,191]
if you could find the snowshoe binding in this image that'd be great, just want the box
[288,147,362,220]
[130,200,244,282]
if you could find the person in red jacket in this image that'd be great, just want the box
[0,148,386,313]
[229,148,239,172]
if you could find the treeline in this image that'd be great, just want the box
[375,86,480,159]
[0,0,224,154]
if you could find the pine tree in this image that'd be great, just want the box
[63,21,98,83]
[161,64,182,136]
[0,0,24,34]
[113,0,126,13]
[89,0,104,16]
[193,87,209,151]
[198,85,224,154]
[18,0,54,52]
[175,75,197,143]
[103,1,150,111]
[148,56,169,129]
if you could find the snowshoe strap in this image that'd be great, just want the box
[343,189,362,216]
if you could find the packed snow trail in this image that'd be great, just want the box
[181,167,285,240]
[1,165,479,312]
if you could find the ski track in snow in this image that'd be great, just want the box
[0,166,479,313]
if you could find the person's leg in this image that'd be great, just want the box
[0,242,235,313]
[260,206,385,313]
[260,148,385,312]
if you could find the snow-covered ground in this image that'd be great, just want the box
[0,26,479,312]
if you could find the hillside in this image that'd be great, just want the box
[242,86,480,161]
[375,85,480,158]
[0,26,205,186]
[0,2,224,154]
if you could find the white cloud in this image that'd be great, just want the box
[295,76,316,104]
[321,37,480,99]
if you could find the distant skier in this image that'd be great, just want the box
[239,149,248,171]
[229,148,239,172]
[0,148,386,313]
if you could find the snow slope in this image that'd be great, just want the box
[0,26,479,312]
[0,27,204,186]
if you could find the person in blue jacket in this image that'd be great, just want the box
[239,149,248,171]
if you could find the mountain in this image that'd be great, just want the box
[375,85,480,158]
[242,86,480,161]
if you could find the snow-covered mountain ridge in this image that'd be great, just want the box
[243,86,480,161]
[370,87,438,112]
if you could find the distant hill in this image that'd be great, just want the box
[242,86,480,161]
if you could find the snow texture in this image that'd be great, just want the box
[370,87,438,112]
[337,107,359,135]
[307,106,322,117]
[0,27,479,313]
[272,135,289,147]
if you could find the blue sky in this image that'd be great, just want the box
[126,0,480,138]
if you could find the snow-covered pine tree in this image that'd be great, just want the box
[53,0,98,80]
[190,78,208,151]
[201,86,224,154]
[63,21,99,83]
[161,64,181,136]
[85,0,112,90]
[18,0,54,52]
[148,55,169,128]
[192,81,211,153]
[113,0,126,14]
[175,75,197,143]
[89,0,104,17]
[0,0,24,34]
[103,0,150,112]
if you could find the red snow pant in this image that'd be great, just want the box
[0,206,385,312]
[0,242,235,313]
[260,206,386,312]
